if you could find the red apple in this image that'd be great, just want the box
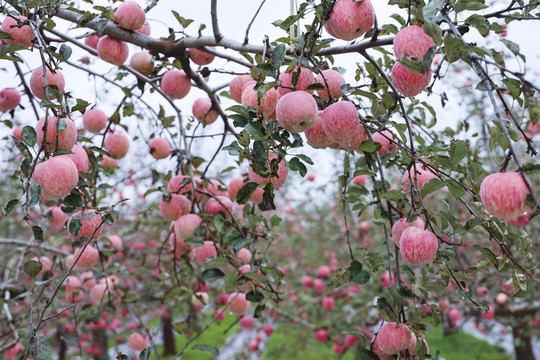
[276,91,318,133]
[399,227,438,265]
[479,172,529,219]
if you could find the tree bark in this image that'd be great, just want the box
[162,314,176,356]
[93,328,108,360]
[512,324,535,360]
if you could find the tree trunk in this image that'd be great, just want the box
[512,325,535,360]
[162,313,176,355]
[93,328,109,360]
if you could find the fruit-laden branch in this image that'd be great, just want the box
[441,10,540,221]
[38,3,395,59]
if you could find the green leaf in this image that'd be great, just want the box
[32,226,44,242]
[58,44,72,62]
[330,268,350,287]
[201,268,225,282]
[272,44,286,70]
[422,0,444,23]
[4,199,19,214]
[140,348,151,360]
[72,98,90,113]
[0,30,14,40]
[420,178,445,198]
[171,10,194,28]
[447,179,465,198]
[286,157,307,176]
[349,260,370,284]
[244,122,267,140]
[358,139,380,153]
[236,182,259,204]
[69,218,82,236]
[458,289,472,300]
[443,33,463,63]
[259,182,276,211]
[22,126,37,147]
[30,335,51,360]
[451,140,468,165]
[246,289,265,302]
[24,260,43,278]
[122,293,137,303]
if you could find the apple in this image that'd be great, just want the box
[305,111,336,148]
[33,156,79,200]
[337,125,367,151]
[321,101,360,143]
[67,246,100,269]
[324,0,375,41]
[161,69,191,99]
[399,227,438,265]
[393,25,435,60]
[104,131,130,159]
[307,173,315,181]
[188,47,216,65]
[237,248,252,264]
[148,137,171,159]
[302,275,313,287]
[228,292,250,315]
[160,194,190,220]
[438,299,450,312]
[391,217,425,246]
[239,316,254,330]
[276,91,318,133]
[101,155,119,168]
[137,21,151,35]
[193,241,217,265]
[401,163,438,200]
[68,210,103,242]
[372,130,398,155]
[192,98,219,125]
[318,265,332,278]
[376,322,411,355]
[30,67,65,100]
[495,292,508,305]
[47,206,67,231]
[479,172,529,219]
[278,66,315,96]
[5,343,24,360]
[108,235,123,250]
[353,175,367,186]
[321,296,335,310]
[229,74,253,103]
[0,88,20,111]
[315,329,329,342]
[83,109,108,134]
[480,306,495,321]
[313,278,325,294]
[129,52,154,75]
[241,82,278,117]
[12,125,23,141]
[128,333,150,352]
[316,69,346,101]
[205,196,233,216]
[263,325,273,336]
[391,62,431,97]
[2,15,34,47]
[97,36,129,66]
[248,339,259,351]
[64,144,89,173]
[84,34,100,49]
[35,116,76,151]
[115,1,146,31]
[174,214,202,241]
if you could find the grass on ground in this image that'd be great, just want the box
[262,324,512,360]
